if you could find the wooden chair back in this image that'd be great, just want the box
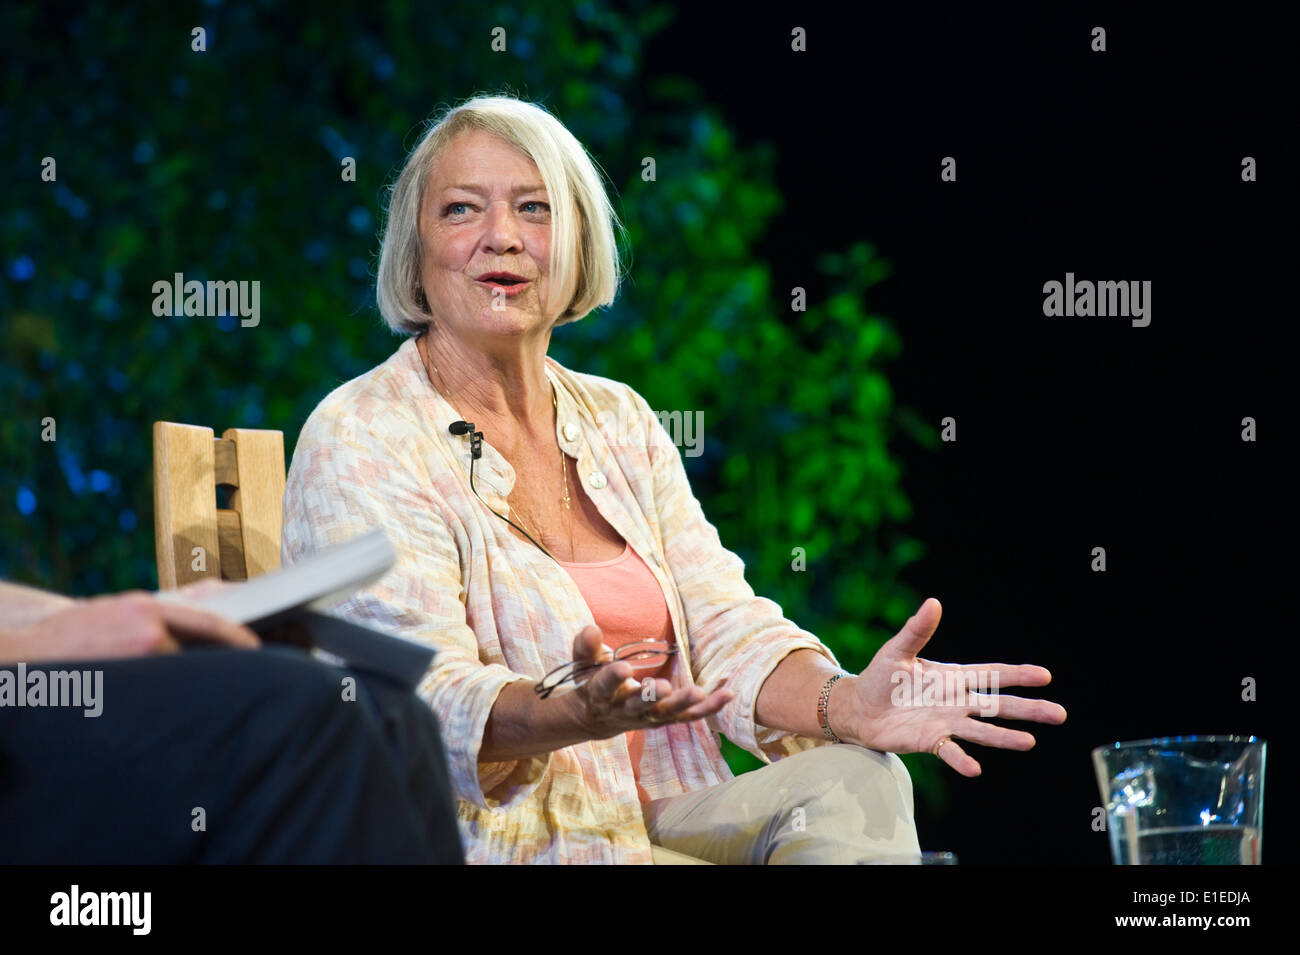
[153,422,286,589]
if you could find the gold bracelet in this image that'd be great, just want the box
[817,672,847,743]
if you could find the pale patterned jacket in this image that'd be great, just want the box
[281,337,839,863]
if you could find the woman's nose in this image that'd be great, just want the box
[481,201,524,254]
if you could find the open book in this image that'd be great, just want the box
[161,528,435,689]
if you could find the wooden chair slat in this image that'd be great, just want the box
[153,422,222,589]
[222,428,286,580]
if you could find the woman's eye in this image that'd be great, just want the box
[443,200,547,217]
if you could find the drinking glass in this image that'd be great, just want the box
[1091,735,1265,865]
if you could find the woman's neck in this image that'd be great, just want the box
[417,330,554,449]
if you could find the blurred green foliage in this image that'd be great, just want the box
[1,1,941,804]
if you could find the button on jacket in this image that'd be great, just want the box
[282,337,839,863]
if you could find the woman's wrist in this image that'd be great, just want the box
[557,682,600,742]
[825,672,864,746]
[480,680,597,764]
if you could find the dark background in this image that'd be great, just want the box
[2,2,1289,867]
[644,5,1289,865]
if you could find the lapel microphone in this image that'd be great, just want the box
[448,420,483,459]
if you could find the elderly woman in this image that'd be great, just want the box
[282,95,1067,864]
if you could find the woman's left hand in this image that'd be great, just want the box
[834,597,1067,777]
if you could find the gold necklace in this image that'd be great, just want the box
[423,343,575,559]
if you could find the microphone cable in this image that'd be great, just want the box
[449,420,558,563]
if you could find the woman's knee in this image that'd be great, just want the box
[793,744,915,817]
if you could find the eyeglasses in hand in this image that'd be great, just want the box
[534,641,679,700]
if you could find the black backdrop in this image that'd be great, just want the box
[645,4,1291,866]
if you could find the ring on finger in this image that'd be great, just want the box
[932,736,952,756]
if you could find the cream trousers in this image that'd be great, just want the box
[642,744,921,864]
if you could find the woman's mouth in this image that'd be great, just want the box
[476,273,531,296]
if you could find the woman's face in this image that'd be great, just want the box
[418,129,574,344]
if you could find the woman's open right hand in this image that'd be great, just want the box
[566,625,733,739]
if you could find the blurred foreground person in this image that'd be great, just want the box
[0,580,463,864]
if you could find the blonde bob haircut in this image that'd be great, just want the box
[376,94,626,334]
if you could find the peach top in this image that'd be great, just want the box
[556,543,676,803]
